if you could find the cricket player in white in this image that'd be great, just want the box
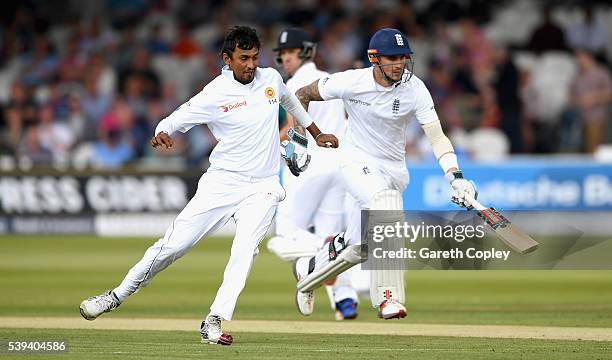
[265,28,360,319]
[79,26,338,345]
[291,28,477,319]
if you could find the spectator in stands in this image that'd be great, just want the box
[317,14,360,72]
[81,74,112,140]
[66,93,86,144]
[492,46,525,153]
[147,23,171,55]
[528,6,569,55]
[425,59,461,129]
[88,53,117,97]
[7,7,37,58]
[113,24,139,70]
[79,17,120,55]
[459,17,493,75]
[145,83,179,130]
[21,36,59,87]
[58,35,89,85]
[4,82,37,152]
[449,46,481,130]
[100,97,148,158]
[567,6,609,62]
[124,75,148,119]
[118,47,161,99]
[172,23,199,59]
[92,126,134,169]
[44,81,70,120]
[123,76,151,156]
[1,1,611,168]
[569,49,612,153]
[458,17,498,129]
[19,127,53,165]
[37,105,76,163]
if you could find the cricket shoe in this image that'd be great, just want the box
[79,290,120,320]
[378,299,407,320]
[335,298,358,320]
[200,315,233,345]
[293,257,314,316]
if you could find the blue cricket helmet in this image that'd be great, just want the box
[367,28,413,62]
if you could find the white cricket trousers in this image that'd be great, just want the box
[275,148,352,303]
[113,169,285,320]
[310,150,409,285]
[275,148,345,243]
[342,152,409,247]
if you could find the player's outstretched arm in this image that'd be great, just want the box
[421,119,477,209]
[150,90,213,150]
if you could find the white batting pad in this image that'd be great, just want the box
[369,190,406,307]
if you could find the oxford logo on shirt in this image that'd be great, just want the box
[220,100,247,113]
[265,87,278,104]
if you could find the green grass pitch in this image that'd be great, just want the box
[0,235,611,359]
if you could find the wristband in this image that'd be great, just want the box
[439,152,459,175]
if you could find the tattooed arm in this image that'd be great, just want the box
[279,77,338,148]
[293,80,323,135]
[296,79,324,113]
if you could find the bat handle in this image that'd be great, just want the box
[462,193,487,211]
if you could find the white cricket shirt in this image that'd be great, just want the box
[156,66,312,178]
[318,67,438,162]
[286,62,346,150]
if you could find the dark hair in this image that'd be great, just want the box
[221,26,260,58]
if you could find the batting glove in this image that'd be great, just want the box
[446,170,478,210]
[281,128,311,177]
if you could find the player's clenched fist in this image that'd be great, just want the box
[151,132,173,148]
[314,133,339,148]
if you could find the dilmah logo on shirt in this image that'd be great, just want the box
[219,100,247,112]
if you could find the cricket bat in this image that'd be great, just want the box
[464,195,539,254]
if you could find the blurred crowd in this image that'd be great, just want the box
[1,0,611,170]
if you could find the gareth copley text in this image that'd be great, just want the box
[372,247,511,261]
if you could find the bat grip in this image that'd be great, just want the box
[462,193,487,211]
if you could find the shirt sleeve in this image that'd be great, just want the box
[413,78,439,125]
[278,75,314,128]
[317,70,353,100]
[154,91,213,136]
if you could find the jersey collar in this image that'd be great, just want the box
[370,66,397,92]
[221,65,258,89]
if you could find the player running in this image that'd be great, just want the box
[266,28,359,320]
[291,28,477,319]
[79,26,338,345]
